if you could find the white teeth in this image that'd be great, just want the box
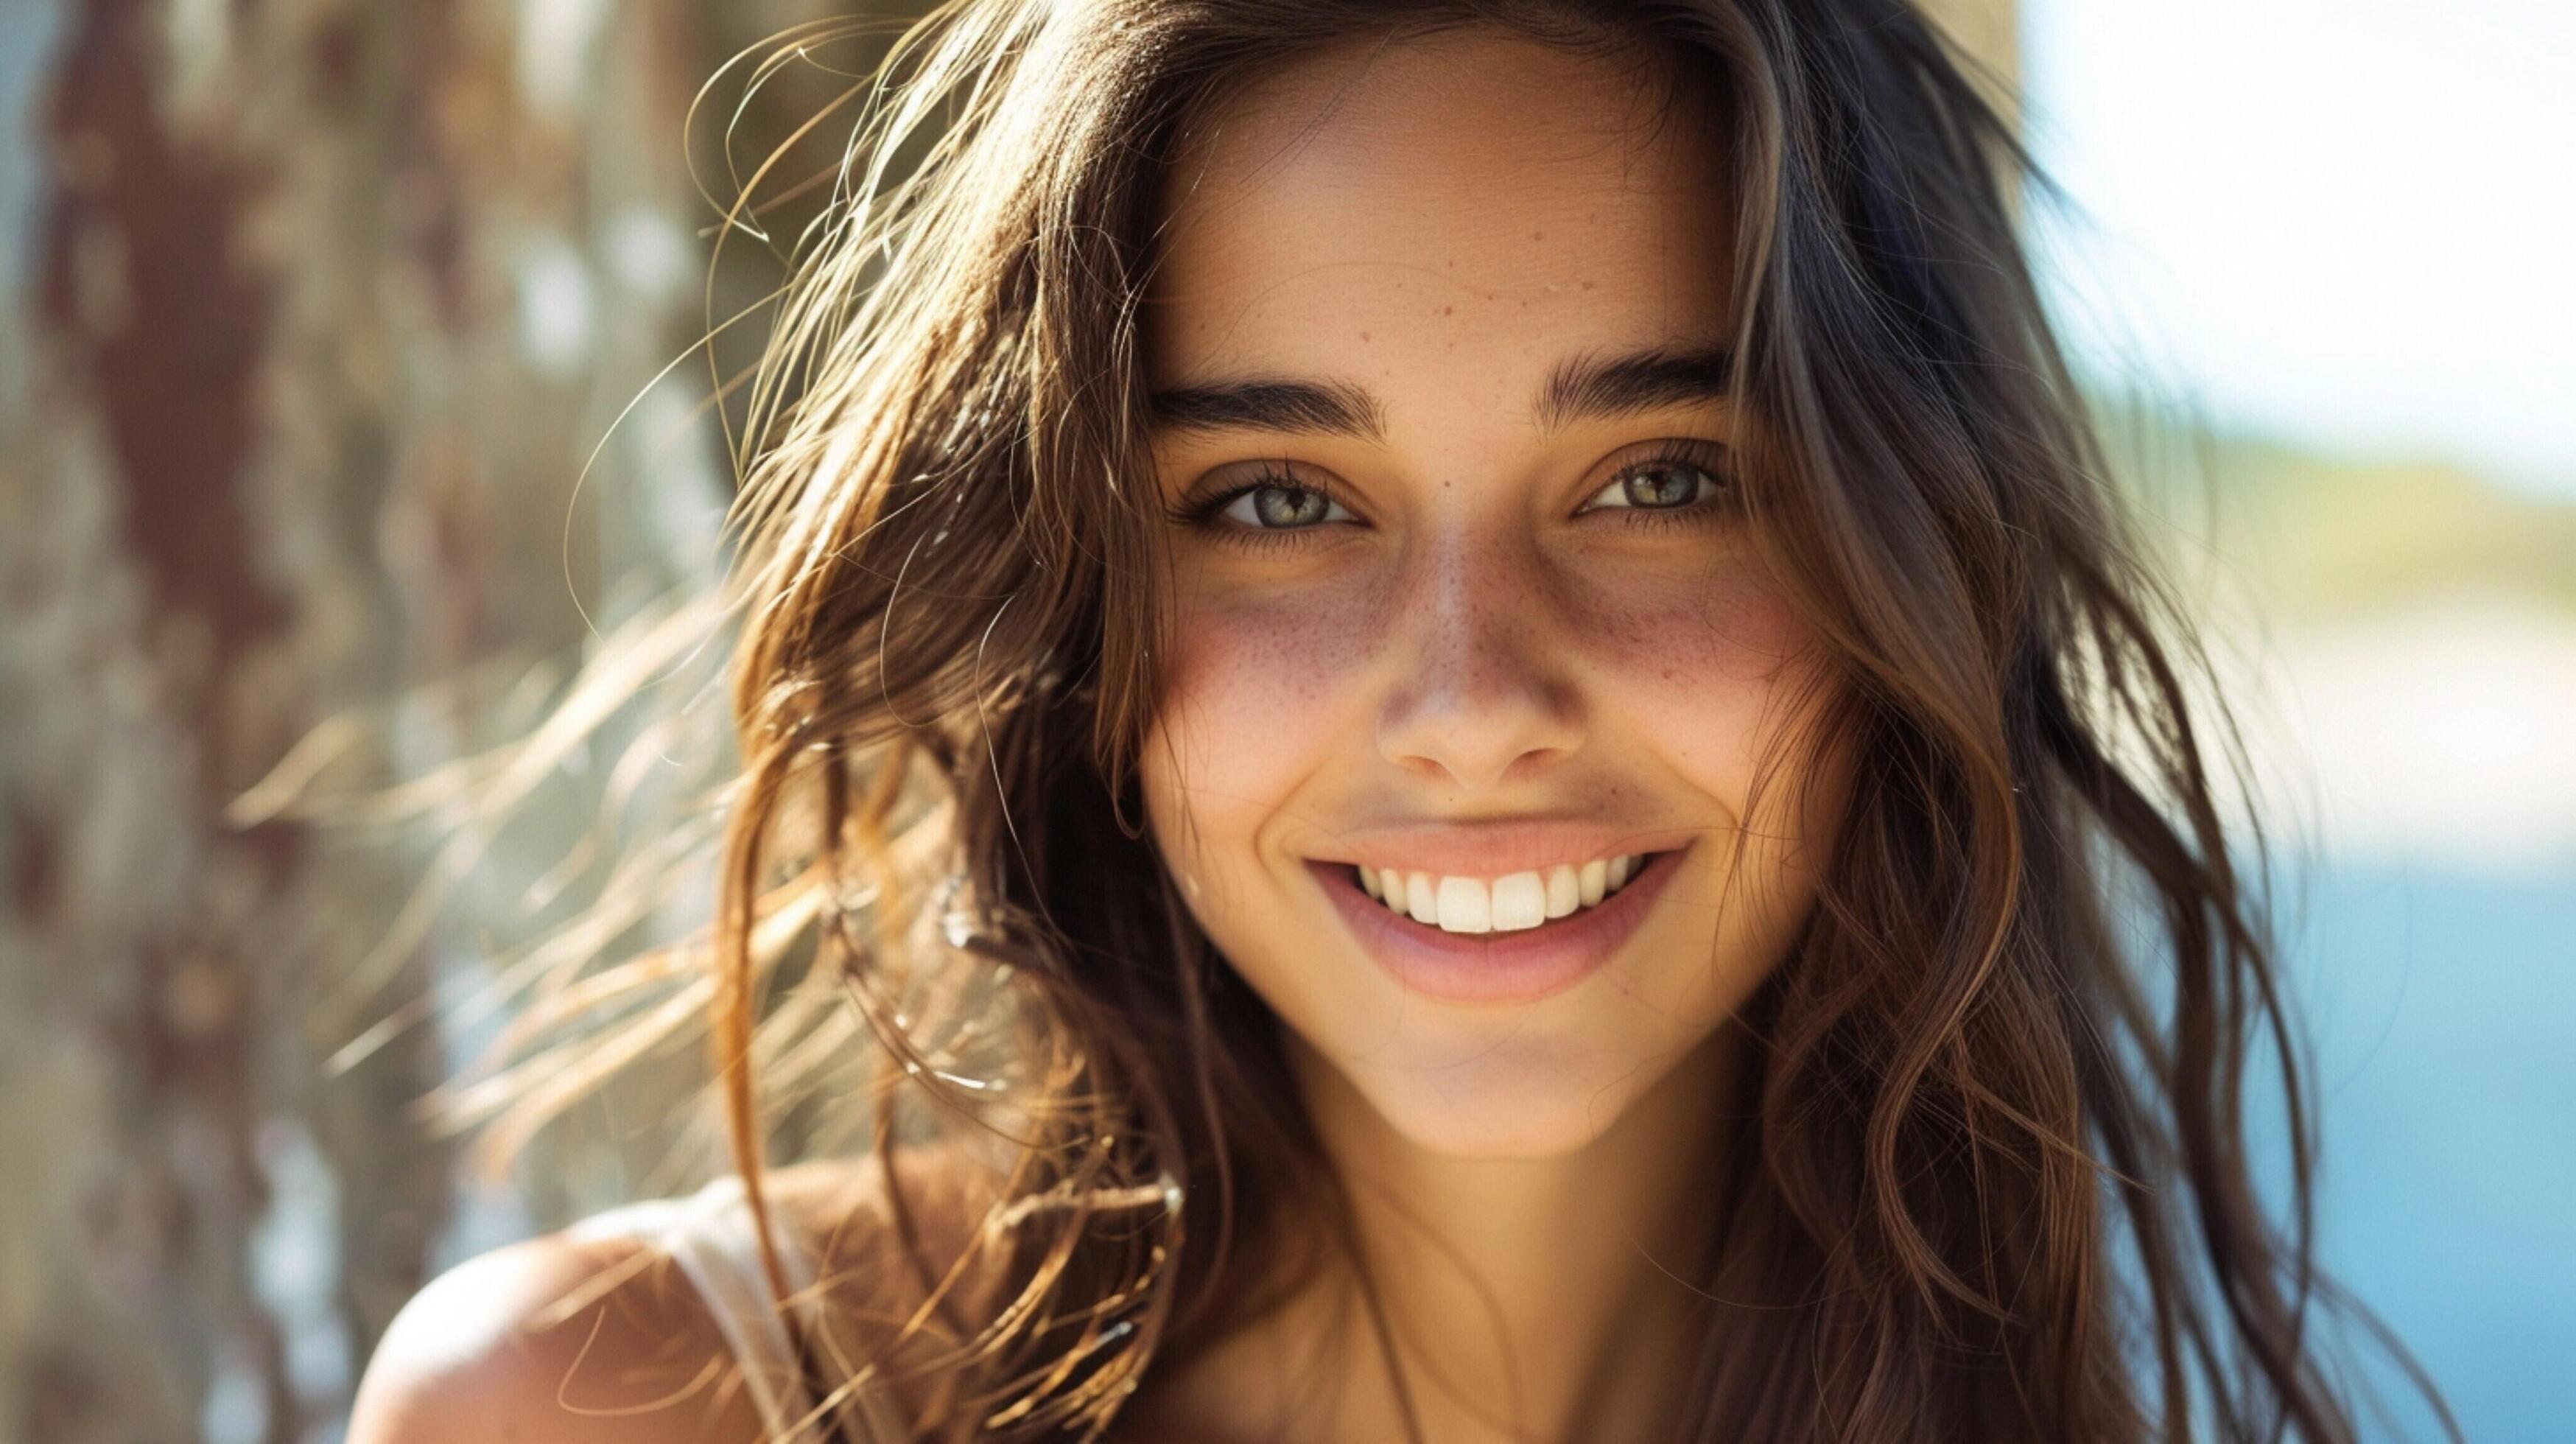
[1490,872,1546,930]
[1435,876,1491,933]
[1353,853,1659,931]
[1405,872,1438,925]
[1543,864,1579,919]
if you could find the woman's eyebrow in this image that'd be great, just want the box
[1148,377,1388,443]
[1147,342,1733,443]
[1533,344,1734,436]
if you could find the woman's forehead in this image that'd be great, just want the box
[1144,27,1736,406]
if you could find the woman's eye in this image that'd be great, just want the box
[1220,483,1351,530]
[1582,459,1724,512]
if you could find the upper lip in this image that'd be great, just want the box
[1302,818,1702,877]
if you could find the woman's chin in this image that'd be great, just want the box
[1294,1031,1668,1161]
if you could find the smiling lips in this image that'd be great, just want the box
[1309,843,1687,1006]
[1355,855,1649,934]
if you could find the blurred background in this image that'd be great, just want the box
[0,0,2565,1440]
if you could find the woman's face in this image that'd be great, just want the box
[1138,29,1846,1158]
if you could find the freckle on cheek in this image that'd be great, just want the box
[1574,570,1806,692]
[1162,594,1375,751]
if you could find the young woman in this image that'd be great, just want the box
[349,1,2438,1440]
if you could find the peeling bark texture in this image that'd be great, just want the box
[1,0,861,1439]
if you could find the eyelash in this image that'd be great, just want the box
[1589,442,1738,533]
[1174,463,1343,554]
[1174,442,1736,551]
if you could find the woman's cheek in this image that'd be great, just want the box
[1145,573,1377,875]
[1568,555,1822,782]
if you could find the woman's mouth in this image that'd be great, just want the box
[1305,844,1691,1006]
[1351,853,1652,933]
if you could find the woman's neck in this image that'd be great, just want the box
[1134,1028,1738,1443]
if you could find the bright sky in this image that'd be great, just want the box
[2021,0,2576,497]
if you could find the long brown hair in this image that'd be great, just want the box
[376,0,2446,1437]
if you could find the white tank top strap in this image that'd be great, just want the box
[569,1174,910,1443]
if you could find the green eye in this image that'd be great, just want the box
[1591,460,1719,511]
[1223,483,1348,529]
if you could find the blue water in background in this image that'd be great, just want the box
[2259,860,2576,1441]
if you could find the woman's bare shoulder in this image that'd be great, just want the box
[347,1149,1003,1444]
[346,1222,765,1444]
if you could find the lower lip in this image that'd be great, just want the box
[1308,848,1688,1006]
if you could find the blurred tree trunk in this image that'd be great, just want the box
[0,0,859,1439]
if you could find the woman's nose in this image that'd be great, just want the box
[1373,541,1584,791]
